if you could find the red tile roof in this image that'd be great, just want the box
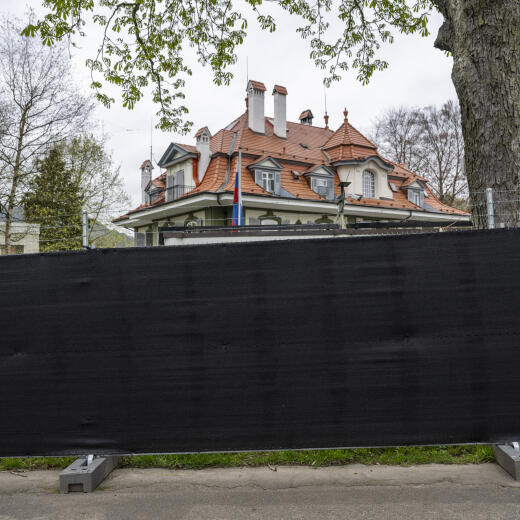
[248,80,266,91]
[273,85,288,95]
[299,110,313,120]
[194,127,209,138]
[176,142,198,153]
[122,109,468,219]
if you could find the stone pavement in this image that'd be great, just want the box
[1,463,520,519]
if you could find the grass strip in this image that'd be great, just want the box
[0,445,494,471]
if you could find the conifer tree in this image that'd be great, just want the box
[23,146,84,252]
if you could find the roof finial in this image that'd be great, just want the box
[343,107,348,121]
[324,112,329,130]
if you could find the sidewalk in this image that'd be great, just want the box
[1,463,520,519]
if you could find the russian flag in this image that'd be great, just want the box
[232,148,243,226]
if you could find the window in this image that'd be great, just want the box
[362,170,375,198]
[0,245,24,255]
[312,178,331,198]
[261,171,275,193]
[408,189,423,206]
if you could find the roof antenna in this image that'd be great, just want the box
[323,85,329,129]
[150,116,153,164]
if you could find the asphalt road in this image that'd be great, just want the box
[1,463,520,519]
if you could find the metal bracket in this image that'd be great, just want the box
[59,455,119,493]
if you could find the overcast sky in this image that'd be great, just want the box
[2,0,456,209]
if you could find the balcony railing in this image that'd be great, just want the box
[166,185,195,202]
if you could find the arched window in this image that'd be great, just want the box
[362,170,375,198]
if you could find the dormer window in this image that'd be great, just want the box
[408,189,424,207]
[311,178,334,200]
[248,157,283,196]
[362,170,375,198]
[261,170,275,193]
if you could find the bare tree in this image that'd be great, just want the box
[417,101,466,207]
[372,107,428,175]
[373,101,467,207]
[0,18,92,254]
[64,134,130,240]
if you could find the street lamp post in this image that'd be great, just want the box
[337,182,351,229]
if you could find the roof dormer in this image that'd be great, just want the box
[303,165,336,201]
[299,109,313,125]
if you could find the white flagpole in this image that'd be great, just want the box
[238,148,243,225]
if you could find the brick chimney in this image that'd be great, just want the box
[140,159,153,204]
[247,80,266,134]
[272,85,288,139]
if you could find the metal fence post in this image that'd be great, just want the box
[486,188,495,229]
[82,209,89,248]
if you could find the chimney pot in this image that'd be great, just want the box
[299,109,313,125]
[247,80,266,134]
[195,127,212,182]
[272,85,287,139]
[140,160,153,204]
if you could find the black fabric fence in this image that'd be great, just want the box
[1,229,520,457]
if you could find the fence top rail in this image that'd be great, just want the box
[159,221,472,235]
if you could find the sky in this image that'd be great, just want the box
[1,0,457,209]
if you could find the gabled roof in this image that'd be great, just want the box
[299,109,313,121]
[303,164,336,177]
[195,127,211,138]
[273,85,288,95]
[158,142,197,167]
[247,156,283,171]
[140,159,153,169]
[248,80,266,92]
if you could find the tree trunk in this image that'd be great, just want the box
[434,0,520,227]
[4,112,27,255]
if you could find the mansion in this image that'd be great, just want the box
[114,80,468,245]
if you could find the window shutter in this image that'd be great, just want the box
[166,175,174,202]
[274,171,281,195]
[255,170,263,187]
[135,232,145,247]
[175,170,185,199]
[326,180,334,200]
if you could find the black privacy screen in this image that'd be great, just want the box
[1,229,520,457]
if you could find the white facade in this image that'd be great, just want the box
[247,81,265,134]
[336,158,394,200]
[196,128,212,181]
[273,88,287,139]
[0,222,40,255]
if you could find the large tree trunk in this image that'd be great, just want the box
[434,0,520,227]
[4,113,27,255]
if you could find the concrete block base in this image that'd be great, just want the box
[493,444,520,480]
[59,456,119,493]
